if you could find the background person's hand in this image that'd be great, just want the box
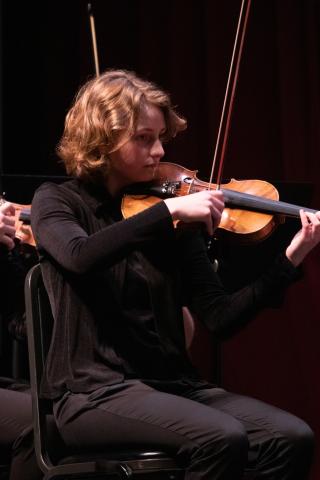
[0,202,16,250]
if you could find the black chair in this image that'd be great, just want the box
[25,263,185,479]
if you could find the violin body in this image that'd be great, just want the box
[154,162,282,242]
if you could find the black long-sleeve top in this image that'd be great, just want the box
[31,179,300,399]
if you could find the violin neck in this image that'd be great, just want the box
[222,189,317,217]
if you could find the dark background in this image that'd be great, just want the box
[1,0,320,478]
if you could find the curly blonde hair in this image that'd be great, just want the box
[57,70,187,180]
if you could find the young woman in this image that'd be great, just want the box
[31,69,320,479]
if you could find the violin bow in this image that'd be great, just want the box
[209,0,252,189]
[87,2,100,76]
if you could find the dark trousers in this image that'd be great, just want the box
[54,379,314,480]
[0,385,41,480]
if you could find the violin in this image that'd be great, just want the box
[0,198,35,247]
[121,161,318,244]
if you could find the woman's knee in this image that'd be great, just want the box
[268,422,315,479]
[263,419,315,478]
[288,421,315,457]
[185,422,248,479]
[196,418,249,463]
[219,421,248,460]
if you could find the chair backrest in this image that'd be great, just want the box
[25,264,53,381]
[24,263,64,472]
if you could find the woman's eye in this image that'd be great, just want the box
[136,134,152,144]
[135,133,165,145]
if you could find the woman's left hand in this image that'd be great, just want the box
[286,210,320,266]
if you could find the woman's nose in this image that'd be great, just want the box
[151,139,164,158]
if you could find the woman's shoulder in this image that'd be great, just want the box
[32,179,84,205]
[34,178,79,195]
[31,178,108,218]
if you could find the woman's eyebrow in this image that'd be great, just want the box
[136,127,166,134]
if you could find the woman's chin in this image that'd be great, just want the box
[144,166,158,180]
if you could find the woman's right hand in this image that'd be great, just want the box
[0,202,16,250]
[164,190,224,236]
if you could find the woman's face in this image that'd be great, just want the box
[107,103,166,195]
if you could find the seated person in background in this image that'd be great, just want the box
[0,201,37,348]
[31,69,320,480]
[0,201,41,480]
